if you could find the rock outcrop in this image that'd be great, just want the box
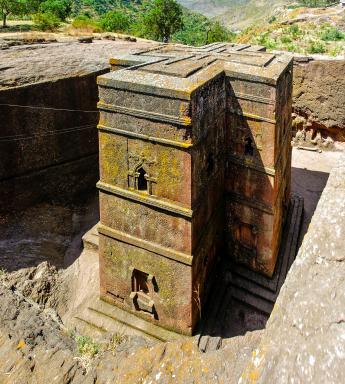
[0,37,155,89]
[0,282,262,383]
[293,59,345,141]
[0,284,87,384]
[241,153,345,383]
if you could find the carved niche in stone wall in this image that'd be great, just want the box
[127,152,157,195]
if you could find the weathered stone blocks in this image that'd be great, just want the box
[97,43,293,334]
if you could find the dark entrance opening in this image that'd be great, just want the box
[137,167,147,191]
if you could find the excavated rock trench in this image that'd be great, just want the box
[1,38,345,383]
[0,147,340,384]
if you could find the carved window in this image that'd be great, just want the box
[136,167,148,192]
[244,137,254,156]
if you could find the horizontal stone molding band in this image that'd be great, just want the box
[225,70,279,86]
[109,56,166,68]
[97,181,193,218]
[234,92,275,105]
[98,223,193,266]
[227,191,274,215]
[228,154,276,177]
[97,102,192,127]
[97,124,193,149]
[228,108,276,124]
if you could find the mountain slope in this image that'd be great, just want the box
[177,0,248,18]
[177,0,292,30]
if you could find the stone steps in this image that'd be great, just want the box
[72,296,185,343]
[82,224,99,251]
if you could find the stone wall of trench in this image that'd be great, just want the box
[241,153,345,383]
[0,70,107,213]
[293,58,345,142]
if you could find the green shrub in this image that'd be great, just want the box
[172,10,208,46]
[288,24,301,38]
[320,26,345,41]
[33,12,61,31]
[298,0,335,8]
[257,33,277,50]
[75,335,99,358]
[71,14,100,31]
[106,333,127,354]
[328,44,343,56]
[280,34,292,44]
[285,42,299,52]
[307,40,326,54]
[0,268,7,277]
[140,0,183,42]
[99,10,131,32]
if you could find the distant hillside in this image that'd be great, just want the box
[177,0,292,30]
[177,0,248,18]
[237,5,345,56]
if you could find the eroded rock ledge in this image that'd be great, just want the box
[0,281,262,383]
[293,59,345,142]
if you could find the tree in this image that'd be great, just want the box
[206,21,235,44]
[142,0,183,42]
[99,9,131,32]
[0,0,27,27]
[172,9,209,46]
[39,0,72,21]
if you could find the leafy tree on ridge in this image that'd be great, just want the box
[0,0,28,27]
[142,0,183,42]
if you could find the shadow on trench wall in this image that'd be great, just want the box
[0,71,107,272]
[291,166,329,247]
[0,70,107,215]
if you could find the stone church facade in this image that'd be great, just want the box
[96,43,293,335]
